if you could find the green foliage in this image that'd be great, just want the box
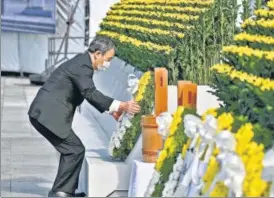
[99,0,239,85]
[178,0,239,84]
[211,73,274,130]
[243,22,274,37]
[113,39,171,72]
[101,23,182,46]
[242,0,252,21]
[223,51,274,78]
[235,39,274,51]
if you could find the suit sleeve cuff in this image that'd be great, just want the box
[107,100,121,114]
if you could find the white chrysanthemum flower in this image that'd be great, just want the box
[150,170,161,184]
[177,156,184,167]
[168,173,174,180]
[124,119,132,128]
[173,171,180,180]
[170,181,177,189]
[114,137,121,148]
[120,126,126,133]
[118,131,125,140]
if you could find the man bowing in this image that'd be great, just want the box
[28,36,141,197]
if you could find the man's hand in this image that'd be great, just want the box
[119,100,141,115]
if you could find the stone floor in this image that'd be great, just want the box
[1,77,59,197]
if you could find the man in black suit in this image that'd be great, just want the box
[28,36,141,197]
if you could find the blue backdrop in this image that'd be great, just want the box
[1,0,56,34]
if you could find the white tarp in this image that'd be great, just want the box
[1,0,85,74]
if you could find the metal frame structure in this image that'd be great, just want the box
[29,0,84,84]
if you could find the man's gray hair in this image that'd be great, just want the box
[88,36,116,54]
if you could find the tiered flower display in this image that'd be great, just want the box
[98,0,239,84]
[109,72,155,160]
[199,2,274,195]
[210,0,274,146]
[143,1,274,197]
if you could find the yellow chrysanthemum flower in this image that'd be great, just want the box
[164,137,174,149]
[181,139,191,157]
[155,149,167,171]
[217,112,234,131]
[201,108,218,121]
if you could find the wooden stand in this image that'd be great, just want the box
[141,68,168,163]
[141,115,163,163]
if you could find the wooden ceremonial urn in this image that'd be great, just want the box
[141,115,163,163]
[177,80,197,109]
[142,68,168,163]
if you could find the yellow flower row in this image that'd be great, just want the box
[254,9,274,18]
[211,64,274,91]
[234,32,274,45]
[121,0,214,6]
[108,9,199,22]
[155,106,185,171]
[223,45,274,61]
[242,18,274,29]
[235,124,267,197]
[268,0,274,10]
[135,71,151,102]
[105,15,193,30]
[97,30,173,54]
[101,21,185,38]
[112,4,207,14]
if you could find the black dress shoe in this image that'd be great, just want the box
[48,191,74,197]
[74,192,87,197]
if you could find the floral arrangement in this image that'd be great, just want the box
[97,0,239,84]
[108,71,154,160]
[144,107,196,197]
[199,109,273,197]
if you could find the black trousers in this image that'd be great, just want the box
[29,117,85,194]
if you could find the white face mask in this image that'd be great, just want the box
[98,61,111,71]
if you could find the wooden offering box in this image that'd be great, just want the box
[141,115,163,163]
[177,80,197,109]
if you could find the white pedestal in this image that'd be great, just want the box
[128,160,155,197]
[81,157,131,197]
[197,86,221,115]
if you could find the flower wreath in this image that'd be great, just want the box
[108,71,154,160]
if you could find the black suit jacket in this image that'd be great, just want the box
[28,52,114,139]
